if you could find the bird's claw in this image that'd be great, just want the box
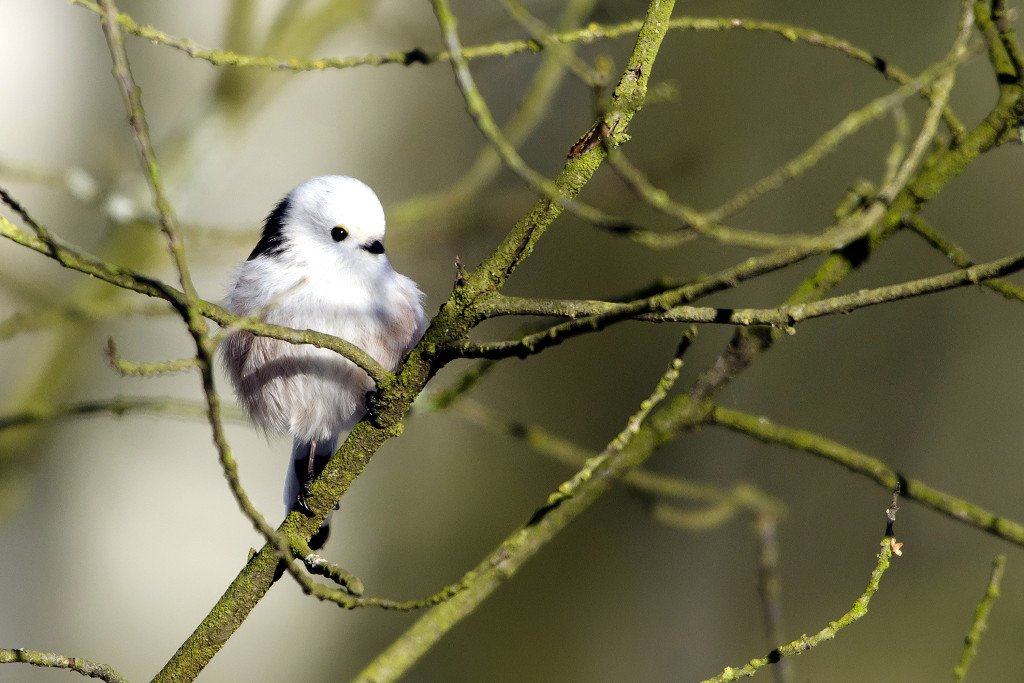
[295,487,315,517]
[365,389,385,428]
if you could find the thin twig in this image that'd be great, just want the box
[357,325,695,683]
[431,0,637,234]
[499,0,600,86]
[105,338,200,376]
[0,648,128,683]
[390,0,599,226]
[0,396,247,431]
[0,299,171,341]
[702,43,976,226]
[702,534,897,682]
[0,185,52,242]
[709,403,1024,547]
[601,149,812,250]
[0,215,390,384]
[463,244,1024,359]
[454,398,785,519]
[754,513,792,683]
[903,214,1024,303]
[952,555,1007,681]
[99,0,197,302]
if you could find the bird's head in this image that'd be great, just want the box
[248,175,390,272]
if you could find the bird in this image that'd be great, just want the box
[220,175,426,547]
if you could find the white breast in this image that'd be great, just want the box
[221,256,426,442]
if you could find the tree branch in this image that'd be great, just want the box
[152,2,682,679]
[709,404,1024,547]
[356,325,694,682]
[904,213,1024,303]
[0,396,246,432]
[952,554,1007,680]
[468,246,1024,337]
[0,216,390,384]
[0,648,128,683]
[703,534,897,682]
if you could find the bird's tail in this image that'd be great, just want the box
[286,435,338,549]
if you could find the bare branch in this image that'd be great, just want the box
[952,555,1007,681]
[709,404,1024,547]
[0,648,128,683]
[0,396,246,432]
[471,246,1024,335]
[357,324,694,681]
[702,534,897,682]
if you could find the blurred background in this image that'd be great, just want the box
[1,1,1023,681]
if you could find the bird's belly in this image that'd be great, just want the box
[233,337,372,442]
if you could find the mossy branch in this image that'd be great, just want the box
[356,325,695,683]
[952,555,1007,680]
[703,534,897,682]
[469,247,1024,343]
[151,3,680,680]
[709,404,1024,548]
[0,648,128,683]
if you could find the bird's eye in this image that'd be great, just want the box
[330,226,348,242]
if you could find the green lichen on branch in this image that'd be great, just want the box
[151,3,682,680]
[470,246,1024,338]
[356,326,696,683]
[709,405,1024,547]
[703,536,896,682]
[0,648,128,683]
[952,555,1007,680]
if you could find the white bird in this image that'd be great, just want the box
[221,176,426,546]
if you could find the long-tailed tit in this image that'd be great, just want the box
[221,176,426,546]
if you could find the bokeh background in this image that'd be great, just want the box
[2,1,1023,681]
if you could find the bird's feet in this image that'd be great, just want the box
[365,389,385,428]
[295,486,315,517]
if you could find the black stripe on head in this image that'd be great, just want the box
[247,196,291,260]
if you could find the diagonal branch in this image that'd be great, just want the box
[99,0,197,303]
[430,0,638,235]
[952,554,1007,681]
[708,404,1024,547]
[152,3,681,680]
[357,325,695,682]
[703,533,897,682]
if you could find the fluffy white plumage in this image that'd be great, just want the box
[221,176,426,528]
